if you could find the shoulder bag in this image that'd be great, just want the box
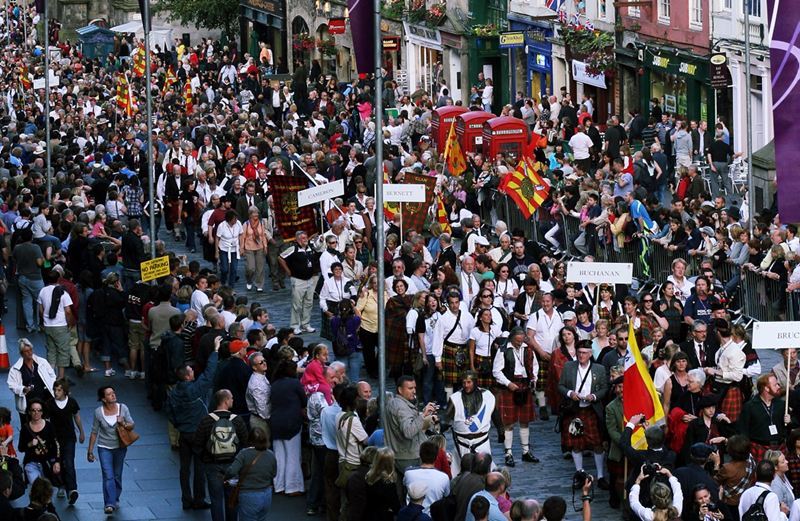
[228,449,264,509]
[116,405,140,448]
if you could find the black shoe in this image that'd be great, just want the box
[504,453,516,467]
[563,452,572,460]
[68,490,79,505]
[497,430,505,444]
[192,501,212,510]
[74,365,85,378]
[539,407,549,421]
[597,477,610,490]
[182,503,193,511]
[521,452,540,463]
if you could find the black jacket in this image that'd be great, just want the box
[194,409,250,464]
[121,231,147,270]
[620,425,677,505]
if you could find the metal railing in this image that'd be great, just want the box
[740,268,789,323]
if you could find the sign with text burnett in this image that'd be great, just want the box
[384,184,427,203]
[566,261,633,285]
[297,179,344,207]
[752,322,800,350]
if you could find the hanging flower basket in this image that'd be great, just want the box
[382,0,404,19]
[407,0,428,23]
[427,3,447,26]
[470,24,500,37]
[292,33,315,52]
[316,38,337,57]
[560,21,615,73]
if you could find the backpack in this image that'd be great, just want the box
[86,286,106,322]
[206,412,239,462]
[741,490,770,521]
[333,318,350,358]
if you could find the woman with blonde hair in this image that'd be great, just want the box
[630,466,683,521]
[355,274,387,379]
[364,447,400,521]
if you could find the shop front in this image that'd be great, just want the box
[240,0,287,71]
[637,44,713,124]
[507,20,553,102]
[404,22,443,99]
[381,19,405,89]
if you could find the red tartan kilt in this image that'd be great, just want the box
[751,441,786,464]
[536,357,549,393]
[719,386,744,423]
[165,200,180,223]
[442,343,468,386]
[561,407,603,451]
[473,353,494,389]
[497,386,536,426]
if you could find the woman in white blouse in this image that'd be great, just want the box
[215,209,243,286]
[468,308,502,389]
[494,264,519,314]
[629,465,683,521]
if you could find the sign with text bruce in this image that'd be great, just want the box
[297,179,344,207]
[752,321,800,349]
[140,255,171,282]
[566,261,633,285]
[383,184,427,203]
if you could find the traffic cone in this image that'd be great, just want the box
[0,322,8,370]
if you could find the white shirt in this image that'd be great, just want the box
[431,309,475,362]
[667,274,695,305]
[403,467,450,514]
[216,220,243,254]
[191,289,210,326]
[739,483,787,521]
[492,343,539,388]
[572,362,594,407]
[319,276,353,311]
[38,285,73,327]
[568,131,594,160]
[385,275,418,297]
[469,325,502,357]
[630,477,684,521]
[220,310,237,329]
[526,308,563,354]
[460,271,481,304]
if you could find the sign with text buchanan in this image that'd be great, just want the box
[566,261,633,285]
[752,321,800,349]
[269,175,317,241]
[140,255,171,282]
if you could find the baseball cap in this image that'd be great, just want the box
[229,340,248,355]
[562,311,577,321]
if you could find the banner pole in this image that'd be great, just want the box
[143,0,156,258]
[786,350,792,423]
[43,7,50,201]
[744,0,754,234]
[374,0,387,427]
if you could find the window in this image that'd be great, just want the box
[690,0,703,27]
[599,0,607,19]
[743,0,761,18]
[658,0,671,22]
[723,0,732,8]
[628,5,640,17]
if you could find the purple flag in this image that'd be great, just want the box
[348,0,375,74]
[768,0,800,221]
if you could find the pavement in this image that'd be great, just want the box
[0,230,781,520]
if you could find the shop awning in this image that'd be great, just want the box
[572,60,606,89]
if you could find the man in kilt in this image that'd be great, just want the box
[525,293,563,421]
[442,370,495,475]
[432,291,475,397]
[703,319,745,423]
[492,327,539,467]
[739,373,787,462]
[557,340,609,483]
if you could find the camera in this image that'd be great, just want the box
[705,502,717,511]
[642,462,661,477]
[572,470,590,490]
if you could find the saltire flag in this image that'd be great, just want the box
[401,172,438,233]
[436,196,451,234]
[546,0,563,11]
[348,0,374,73]
[623,321,665,449]
[383,164,400,221]
[116,74,133,117]
[162,66,177,97]
[183,82,193,114]
[443,120,466,176]
[18,65,31,90]
[268,175,317,241]
[499,159,550,219]
[132,45,146,77]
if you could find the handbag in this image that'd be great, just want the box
[228,450,264,509]
[117,410,141,448]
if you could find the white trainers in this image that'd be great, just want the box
[246,284,252,290]
[138,371,146,380]
[293,327,303,335]
[301,325,316,333]
[125,370,135,379]
[104,369,115,377]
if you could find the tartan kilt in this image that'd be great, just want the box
[473,353,494,389]
[536,357,550,393]
[561,407,603,451]
[719,386,744,423]
[497,385,536,427]
[751,441,786,463]
[165,199,180,224]
[442,343,469,386]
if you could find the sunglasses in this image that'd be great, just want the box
[30,408,42,413]
[642,299,653,303]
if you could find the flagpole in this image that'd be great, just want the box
[374,0,387,425]
[43,6,50,201]
[143,0,155,259]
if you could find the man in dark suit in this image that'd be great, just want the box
[558,342,610,488]
[620,416,677,507]
[691,120,712,162]
[235,181,263,222]
[680,321,716,369]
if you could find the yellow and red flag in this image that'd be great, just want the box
[383,164,399,221]
[442,120,466,176]
[623,321,665,449]
[436,195,451,235]
[116,74,134,117]
[132,45,146,77]
[18,65,31,90]
[162,66,177,97]
[183,81,193,114]
[498,159,550,220]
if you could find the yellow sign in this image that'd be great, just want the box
[140,255,171,282]
[499,32,525,48]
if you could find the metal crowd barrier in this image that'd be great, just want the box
[562,214,583,258]
[740,268,788,322]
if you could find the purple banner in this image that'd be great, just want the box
[348,0,375,74]
[768,0,800,221]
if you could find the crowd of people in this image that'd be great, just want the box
[0,2,795,521]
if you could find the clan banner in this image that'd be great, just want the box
[269,176,317,241]
[402,172,438,233]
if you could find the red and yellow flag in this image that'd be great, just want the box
[442,120,466,176]
[623,321,665,449]
[132,45,146,77]
[183,81,193,114]
[162,66,177,97]
[383,164,399,221]
[499,159,550,220]
[436,196,451,234]
[116,74,134,117]
[19,65,31,90]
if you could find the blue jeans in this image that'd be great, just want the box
[307,446,326,510]
[59,438,78,492]
[219,251,239,287]
[423,354,446,407]
[24,462,44,484]
[98,447,127,508]
[238,488,272,521]
[206,462,237,521]
[101,324,127,365]
[18,275,43,330]
[343,351,363,383]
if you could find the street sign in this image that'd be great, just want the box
[297,179,344,207]
[752,321,800,349]
[566,261,633,285]
[499,31,525,49]
[384,184,427,203]
[140,255,171,282]
[710,53,732,90]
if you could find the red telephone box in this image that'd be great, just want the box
[456,111,493,155]
[431,106,467,151]
[482,116,530,162]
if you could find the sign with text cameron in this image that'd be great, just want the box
[383,184,427,203]
[140,255,171,282]
[566,262,633,285]
[752,322,800,350]
[297,179,344,207]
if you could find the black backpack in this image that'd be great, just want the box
[741,490,770,521]
[333,318,350,358]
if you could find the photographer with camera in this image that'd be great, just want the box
[630,464,683,520]
[621,414,677,508]
[674,443,721,518]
